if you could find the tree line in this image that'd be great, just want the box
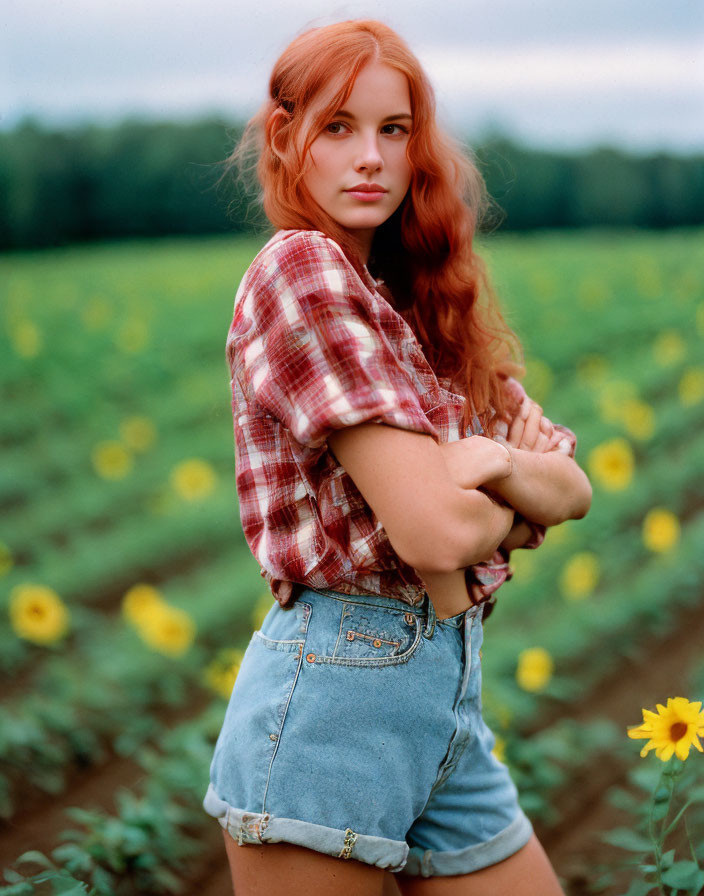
[0,115,702,251]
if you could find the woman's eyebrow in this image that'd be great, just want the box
[334,109,413,123]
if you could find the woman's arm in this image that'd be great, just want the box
[485,446,592,527]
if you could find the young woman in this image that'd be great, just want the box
[203,18,592,896]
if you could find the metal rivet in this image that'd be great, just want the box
[346,631,355,641]
[404,613,415,626]
[306,653,316,662]
[373,638,382,648]
[269,733,277,741]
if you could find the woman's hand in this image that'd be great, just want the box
[500,396,555,454]
[440,435,513,490]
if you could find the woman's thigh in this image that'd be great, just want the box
[395,834,565,896]
[222,828,387,896]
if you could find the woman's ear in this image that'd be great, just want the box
[268,106,293,162]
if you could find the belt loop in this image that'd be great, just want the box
[422,593,436,639]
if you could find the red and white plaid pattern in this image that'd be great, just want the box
[227,229,577,611]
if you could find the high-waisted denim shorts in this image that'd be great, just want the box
[202,586,533,877]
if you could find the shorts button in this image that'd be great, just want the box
[306,653,316,662]
[404,613,415,626]
[372,638,382,648]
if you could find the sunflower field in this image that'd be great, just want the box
[1,226,703,895]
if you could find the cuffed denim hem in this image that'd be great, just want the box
[204,783,409,873]
[399,810,534,878]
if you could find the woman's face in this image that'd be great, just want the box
[299,62,413,262]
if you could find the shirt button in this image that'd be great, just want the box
[306,653,316,663]
[404,613,415,626]
[346,631,355,641]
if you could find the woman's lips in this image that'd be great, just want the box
[346,190,386,201]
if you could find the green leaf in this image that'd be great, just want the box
[50,880,91,896]
[601,828,653,852]
[661,860,703,889]
[13,851,54,869]
[0,884,36,896]
[619,879,658,896]
[661,849,676,869]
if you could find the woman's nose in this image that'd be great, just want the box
[355,133,383,169]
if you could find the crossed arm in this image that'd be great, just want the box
[439,397,592,551]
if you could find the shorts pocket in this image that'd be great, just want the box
[252,599,312,653]
[311,601,423,667]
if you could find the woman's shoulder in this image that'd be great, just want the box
[254,228,347,271]
[240,229,369,306]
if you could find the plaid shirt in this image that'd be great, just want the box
[227,229,577,612]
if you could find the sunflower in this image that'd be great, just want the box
[122,583,166,625]
[679,367,704,406]
[92,440,133,479]
[652,329,686,367]
[627,697,704,762]
[587,437,635,491]
[203,648,246,699]
[135,601,196,657]
[642,508,680,553]
[170,458,217,500]
[622,398,655,440]
[516,647,554,693]
[9,584,70,645]
[120,415,157,452]
[560,551,600,601]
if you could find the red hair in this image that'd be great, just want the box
[219,18,526,436]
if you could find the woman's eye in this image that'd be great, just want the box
[382,123,409,135]
[324,121,410,136]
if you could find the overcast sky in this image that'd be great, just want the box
[3,0,703,152]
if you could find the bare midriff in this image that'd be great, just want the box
[415,567,474,621]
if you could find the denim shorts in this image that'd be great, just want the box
[202,586,533,877]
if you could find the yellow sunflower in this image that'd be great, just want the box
[622,399,655,440]
[627,697,704,761]
[652,329,686,367]
[642,508,680,553]
[122,583,166,625]
[203,648,246,699]
[135,601,196,657]
[679,367,704,406]
[9,584,70,645]
[170,458,217,500]
[10,319,42,358]
[587,437,634,491]
[92,440,133,480]
[516,647,554,693]
[560,551,600,601]
[120,416,157,452]
[491,734,507,763]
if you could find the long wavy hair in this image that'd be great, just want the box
[217,18,526,436]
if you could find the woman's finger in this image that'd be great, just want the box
[520,401,543,450]
[506,413,525,447]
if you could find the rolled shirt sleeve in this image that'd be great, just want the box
[230,231,440,451]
